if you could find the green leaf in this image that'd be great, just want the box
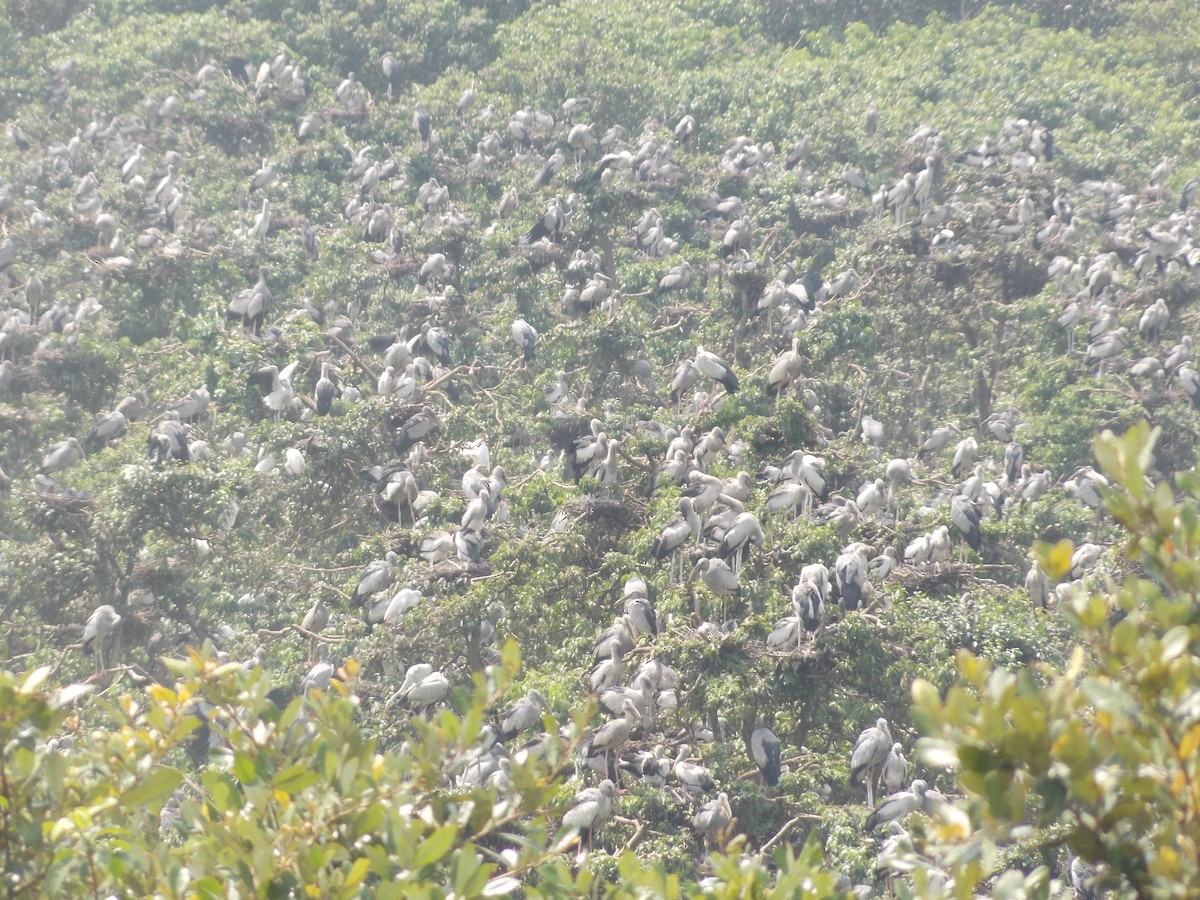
[1080,678,1134,716]
[273,763,321,794]
[44,750,65,804]
[191,876,225,900]
[233,751,259,786]
[202,770,240,815]
[414,824,459,869]
[123,766,183,809]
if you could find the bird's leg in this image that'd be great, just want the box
[866,777,874,809]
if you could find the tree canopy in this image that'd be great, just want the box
[3,0,1200,896]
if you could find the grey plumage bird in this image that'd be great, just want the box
[865,780,927,830]
[693,791,733,846]
[148,414,190,465]
[623,595,657,637]
[380,52,401,99]
[248,158,277,193]
[673,744,716,794]
[499,689,547,741]
[950,494,983,555]
[652,497,700,582]
[693,345,739,394]
[314,363,337,416]
[881,742,908,795]
[413,104,432,149]
[301,598,329,634]
[40,437,85,474]
[750,727,782,786]
[511,318,538,363]
[352,551,397,604]
[586,697,642,778]
[168,386,210,422]
[82,604,122,671]
[850,717,892,807]
[394,406,438,455]
[562,779,618,853]
[85,410,127,452]
[835,544,870,612]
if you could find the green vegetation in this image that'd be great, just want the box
[2,0,1200,895]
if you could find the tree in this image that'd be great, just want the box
[912,422,1200,896]
[0,640,853,897]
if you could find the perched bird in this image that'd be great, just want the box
[792,580,824,635]
[881,742,908,795]
[562,779,618,854]
[418,253,450,286]
[1026,560,1051,609]
[380,52,401,100]
[693,345,739,394]
[866,780,928,830]
[301,599,329,634]
[950,494,983,556]
[352,551,398,604]
[652,497,700,582]
[586,698,642,778]
[314,364,337,417]
[169,386,211,423]
[834,544,870,612]
[248,158,277,193]
[413,104,432,149]
[850,717,892,807]
[693,792,733,848]
[84,410,127,453]
[750,726,782,786]
[499,689,547,741]
[768,338,804,400]
[398,665,450,711]
[40,437,85,475]
[149,414,190,465]
[82,604,122,671]
[394,406,438,455]
[673,744,716,794]
[511,318,538,364]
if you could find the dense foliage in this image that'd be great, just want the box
[3,0,1200,895]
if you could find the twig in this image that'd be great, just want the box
[329,333,378,381]
[255,624,350,643]
[757,814,821,858]
[619,818,645,852]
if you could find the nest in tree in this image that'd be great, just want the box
[892,562,972,593]
[750,634,837,677]
[25,490,94,533]
[329,107,368,124]
[789,205,864,237]
[0,408,33,436]
[558,495,643,536]
[410,559,492,588]
[547,415,597,454]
